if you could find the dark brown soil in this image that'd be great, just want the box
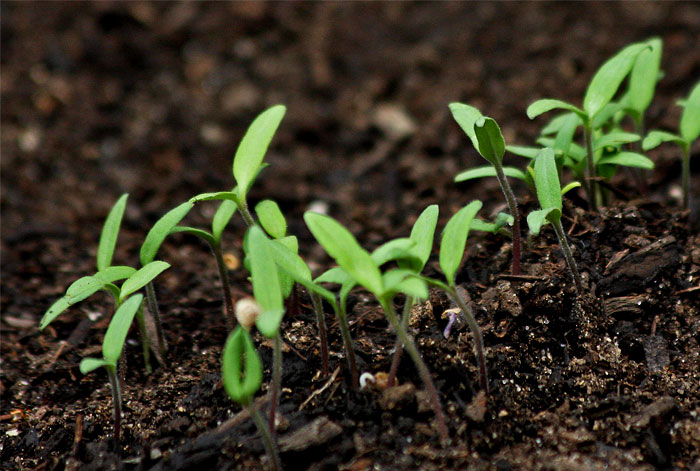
[2,3,700,471]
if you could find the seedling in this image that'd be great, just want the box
[527,148,583,295]
[643,81,700,209]
[304,211,451,443]
[79,293,143,444]
[41,194,171,372]
[527,39,655,210]
[221,325,281,471]
[451,103,523,275]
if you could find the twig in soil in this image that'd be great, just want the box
[299,366,340,411]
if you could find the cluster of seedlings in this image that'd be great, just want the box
[41,38,698,469]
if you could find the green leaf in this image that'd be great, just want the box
[470,212,514,234]
[382,269,428,300]
[439,200,483,286]
[248,226,284,337]
[626,38,662,115]
[79,357,111,375]
[140,202,193,265]
[40,297,71,330]
[533,148,562,212]
[642,130,685,151]
[527,208,561,236]
[233,105,286,202]
[119,261,170,303]
[541,113,582,135]
[315,266,352,286]
[506,145,541,159]
[527,99,585,120]
[371,238,417,267]
[212,199,238,243]
[190,191,240,205]
[97,193,128,271]
[304,212,383,296]
[94,266,137,284]
[591,101,626,129]
[561,181,582,196]
[474,117,506,165]
[103,294,143,365]
[593,132,640,151]
[169,226,216,246]
[266,239,310,280]
[455,166,527,182]
[66,276,107,305]
[553,113,580,155]
[255,199,287,239]
[221,326,263,406]
[408,204,439,271]
[584,41,650,117]
[538,137,586,163]
[598,152,654,169]
[449,102,483,151]
[680,81,700,143]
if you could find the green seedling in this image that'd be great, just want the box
[527,39,655,210]
[527,148,583,295]
[79,293,143,444]
[221,325,281,471]
[304,211,450,443]
[470,212,514,238]
[450,103,523,275]
[643,81,700,209]
[41,194,171,372]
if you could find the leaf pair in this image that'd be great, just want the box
[221,326,263,406]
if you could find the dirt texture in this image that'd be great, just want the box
[2,3,700,471]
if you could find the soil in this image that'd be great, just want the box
[2,3,700,471]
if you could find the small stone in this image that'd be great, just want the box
[371,103,416,141]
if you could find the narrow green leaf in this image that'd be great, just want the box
[470,213,514,234]
[103,294,143,364]
[66,276,107,305]
[97,194,128,271]
[584,41,650,117]
[527,208,560,236]
[382,269,428,300]
[248,226,284,337]
[593,132,640,151]
[537,137,586,163]
[591,101,626,129]
[506,145,541,159]
[680,81,700,143]
[140,202,193,265]
[533,148,562,212]
[474,117,506,165]
[255,199,287,239]
[190,191,240,204]
[233,105,286,202]
[221,327,263,406]
[626,38,662,115]
[553,113,580,155]
[642,130,684,151]
[169,226,216,246]
[79,357,110,375]
[94,266,137,284]
[561,181,582,196]
[455,166,527,182]
[439,200,483,286]
[371,238,417,267]
[598,152,654,169]
[119,261,170,303]
[40,297,71,330]
[541,113,582,135]
[449,102,483,151]
[212,199,237,243]
[304,212,383,296]
[527,99,585,120]
[409,204,439,271]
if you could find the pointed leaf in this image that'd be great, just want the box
[474,117,506,165]
[541,113,582,135]
[97,194,128,271]
[594,132,640,151]
[315,266,352,286]
[190,191,240,205]
[527,99,585,120]
[212,199,238,243]
[533,148,562,212]
[79,357,111,375]
[553,113,580,155]
[140,202,193,265]
[221,326,263,406]
[66,276,107,304]
[304,212,383,296]
[233,105,286,202]
[255,199,287,239]
[409,204,439,271]
[591,101,626,129]
[449,102,483,151]
[119,261,170,303]
[561,181,582,196]
[626,38,662,115]
[455,166,527,182]
[598,152,654,169]
[103,294,143,364]
[584,41,650,117]
[94,266,137,284]
[371,238,417,267]
[680,81,700,143]
[439,200,483,286]
[506,145,541,159]
[248,226,284,337]
[40,297,71,330]
[169,226,216,246]
[382,269,428,300]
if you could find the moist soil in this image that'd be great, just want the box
[2,3,700,471]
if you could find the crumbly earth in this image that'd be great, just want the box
[2,3,699,471]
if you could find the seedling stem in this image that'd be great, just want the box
[583,121,598,212]
[310,292,329,375]
[249,403,282,471]
[145,282,167,360]
[211,240,236,329]
[268,333,283,437]
[387,295,414,388]
[494,164,522,275]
